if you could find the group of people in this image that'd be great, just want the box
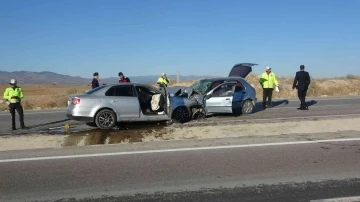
[259,65,311,110]
[2,65,310,131]
[91,72,170,89]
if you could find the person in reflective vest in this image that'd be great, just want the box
[3,79,27,130]
[157,73,170,87]
[259,66,279,108]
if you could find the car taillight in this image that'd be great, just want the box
[70,97,80,105]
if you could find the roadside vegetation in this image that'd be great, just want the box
[0,74,359,111]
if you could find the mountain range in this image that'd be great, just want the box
[0,71,215,85]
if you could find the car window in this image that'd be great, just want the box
[211,84,235,97]
[235,81,244,92]
[105,86,135,97]
[85,85,107,94]
[210,81,224,90]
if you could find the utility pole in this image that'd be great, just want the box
[177,71,180,83]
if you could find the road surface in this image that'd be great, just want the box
[0,136,359,201]
[1,96,360,134]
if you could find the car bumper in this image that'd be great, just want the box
[66,113,93,122]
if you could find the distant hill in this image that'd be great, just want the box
[0,71,215,85]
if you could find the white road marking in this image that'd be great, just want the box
[1,138,360,163]
[310,196,360,201]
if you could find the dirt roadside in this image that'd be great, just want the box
[1,117,360,152]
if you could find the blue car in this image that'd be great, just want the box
[167,63,258,117]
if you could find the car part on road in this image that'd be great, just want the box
[95,109,117,129]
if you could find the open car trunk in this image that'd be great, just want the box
[228,63,258,78]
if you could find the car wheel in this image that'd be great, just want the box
[95,109,117,129]
[172,106,191,123]
[241,100,254,114]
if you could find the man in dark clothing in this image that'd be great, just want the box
[292,65,311,110]
[119,72,131,83]
[91,72,100,89]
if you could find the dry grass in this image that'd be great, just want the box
[0,74,359,111]
[0,84,90,111]
[167,73,360,99]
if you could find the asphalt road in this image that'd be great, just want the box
[0,137,359,202]
[1,96,360,134]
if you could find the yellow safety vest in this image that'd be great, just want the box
[259,72,279,88]
[3,86,24,103]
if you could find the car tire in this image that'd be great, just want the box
[172,106,191,123]
[95,109,117,129]
[241,100,254,114]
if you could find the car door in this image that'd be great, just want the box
[232,81,246,109]
[105,85,140,119]
[205,82,236,114]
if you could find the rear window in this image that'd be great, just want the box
[84,85,107,94]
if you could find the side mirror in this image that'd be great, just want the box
[205,94,212,99]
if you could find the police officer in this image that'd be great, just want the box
[157,73,170,87]
[3,79,27,130]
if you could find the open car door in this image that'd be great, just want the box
[158,84,172,119]
[205,81,237,114]
[228,63,258,78]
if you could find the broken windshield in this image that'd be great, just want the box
[189,80,213,94]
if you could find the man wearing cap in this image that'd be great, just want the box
[259,66,279,108]
[3,79,27,130]
[292,65,311,110]
[118,72,131,83]
[91,72,100,89]
[157,73,170,87]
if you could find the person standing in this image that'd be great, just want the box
[292,65,311,110]
[157,73,170,87]
[118,72,131,83]
[91,72,100,89]
[259,66,279,108]
[3,79,27,130]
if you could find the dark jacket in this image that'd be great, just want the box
[91,78,99,89]
[293,71,310,90]
[119,77,131,83]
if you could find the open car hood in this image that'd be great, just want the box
[167,86,194,97]
[228,63,258,78]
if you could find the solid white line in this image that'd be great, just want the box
[1,138,360,163]
[310,196,360,201]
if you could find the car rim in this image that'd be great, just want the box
[99,112,114,127]
[174,107,189,122]
[243,102,253,113]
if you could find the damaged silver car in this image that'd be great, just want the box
[167,63,258,117]
[66,83,200,129]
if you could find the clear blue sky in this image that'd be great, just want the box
[0,0,359,78]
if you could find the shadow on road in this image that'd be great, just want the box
[27,119,70,129]
[254,99,290,112]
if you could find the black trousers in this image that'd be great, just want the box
[9,102,25,128]
[262,88,273,106]
[297,89,308,108]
